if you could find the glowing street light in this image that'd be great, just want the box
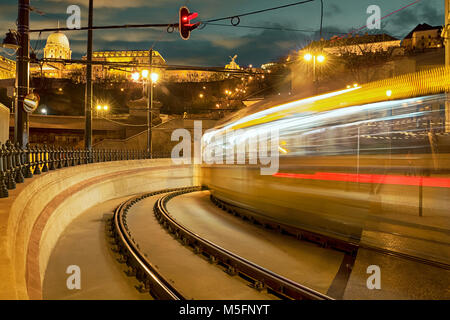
[103,105,108,111]
[386,89,392,97]
[303,52,326,94]
[199,93,204,98]
[141,69,149,78]
[96,105,102,111]
[151,72,159,83]
[131,72,140,81]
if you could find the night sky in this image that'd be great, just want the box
[0,0,444,67]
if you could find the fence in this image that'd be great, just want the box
[0,140,160,198]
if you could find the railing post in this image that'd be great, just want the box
[83,148,87,164]
[69,147,74,166]
[24,143,33,178]
[34,145,42,175]
[13,142,25,183]
[49,145,56,170]
[56,147,62,169]
[77,149,81,166]
[0,144,9,198]
[42,144,49,173]
[4,142,16,190]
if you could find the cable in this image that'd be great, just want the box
[203,0,315,24]
[202,22,407,39]
[337,0,424,39]
[319,0,323,39]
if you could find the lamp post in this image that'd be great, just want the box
[15,0,30,147]
[138,68,159,159]
[304,53,325,95]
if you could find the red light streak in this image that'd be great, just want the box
[272,172,450,188]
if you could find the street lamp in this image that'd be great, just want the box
[132,70,159,158]
[304,52,325,94]
[145,72,159,158]
[131,72,140,81]
[1,30,20,50]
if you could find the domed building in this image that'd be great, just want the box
[36,31,77,78]
[44,31,72,60]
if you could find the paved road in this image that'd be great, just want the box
[126,193,274,300]
[43,196,152,300]
[166,191,345,296]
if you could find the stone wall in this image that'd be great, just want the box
[0,160,198,299]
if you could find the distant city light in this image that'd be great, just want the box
[317,55,325,63]
[131,72,140,81]
[141,69,149,78]
[96,105,102,110]
[386,89,392,97]
[199,93,204,98]
[41,108,47,114]
[151,72,159,83]
[58,88,62,92]
[304,53,313,61]
[103,105,108,111]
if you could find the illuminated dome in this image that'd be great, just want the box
[46,32,70,50]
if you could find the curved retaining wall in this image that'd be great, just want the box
[0,160,197,299]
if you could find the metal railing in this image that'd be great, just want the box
[0,140,152,199]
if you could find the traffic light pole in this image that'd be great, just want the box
[85,0,93,150]
[15,0,30,147]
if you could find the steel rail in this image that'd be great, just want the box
[111,188,192,300]
[153,187,332,300]
[210,194,450,271]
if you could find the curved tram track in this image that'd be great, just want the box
[110,187,331,300]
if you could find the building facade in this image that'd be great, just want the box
[0,56,15,80]
[90,49,166,81]
[402,23,443,50]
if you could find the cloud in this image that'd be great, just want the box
[324,3,342,18]
[43,0,181,9]
[385,0,444,36]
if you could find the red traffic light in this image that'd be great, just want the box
[179,6,200,40]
